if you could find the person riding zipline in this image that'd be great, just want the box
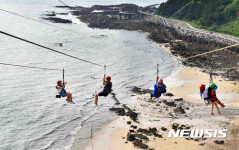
[56,80,74,103]
[94,74,112,105]
[200,83,225,115]
[150,76,167,100]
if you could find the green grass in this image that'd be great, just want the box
[213,21,239,37]
[182,19,239,37]
[161,15,239,38]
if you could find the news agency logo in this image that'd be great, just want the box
[168,129,227,138]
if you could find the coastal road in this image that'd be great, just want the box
[140,11,239,45]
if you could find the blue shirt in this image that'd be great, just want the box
[154,84,166,95]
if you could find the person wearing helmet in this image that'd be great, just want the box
[200,83,225,108]
[150,76,167,100]
[200,83,224,115]
[94,74,112,105]
[208,84,221,115]
[56,80,74,103]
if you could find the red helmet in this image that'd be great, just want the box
[199,84,206,90]
[106,76,111,81]
[57,80,62,84]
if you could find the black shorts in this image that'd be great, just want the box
[98,91,109,97]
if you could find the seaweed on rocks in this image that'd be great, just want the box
[130,86,152,95]
[126,108,138,122]
[173,106,186,114]
[109,105,138,122]
[109,107,126,116]
[162,100,177,107]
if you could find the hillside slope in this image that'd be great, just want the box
[157,0,239,36]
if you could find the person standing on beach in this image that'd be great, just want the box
[200,83,225,107]
[94,74,112,105]
[200,83,224,115]
[208,84,221,115]
[150,77,167,100]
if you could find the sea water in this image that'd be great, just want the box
[0,0,181,149]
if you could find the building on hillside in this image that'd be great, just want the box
[119,4,139,20]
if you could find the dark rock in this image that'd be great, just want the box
[131,125,138,129]
[174,98,183,101]
[172,123,179,130]
[130,86,152,95]
[134,134,149,141]
[127,121,131,125]
[214,140,224,144]
[126,109,138,122]
[138,142,148,149]
[167,101,177,107]
[127,133,136,141]
[129,130,134,133]
[173,106,186,114]
[42,17,72,23]
[54,43,63,47]
[199,143,205,146]
[109,107,126,116]
[161,127,167,131]
[164,93,174,96]
[154,133,163,138]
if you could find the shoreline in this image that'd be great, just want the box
[43,4,239,81]
[40,4,239,150]
[83,66,239,150]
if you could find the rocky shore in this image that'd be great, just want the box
[83,67,239,150]
[42,4,239,81]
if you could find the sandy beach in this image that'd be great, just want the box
[83,66,239,150]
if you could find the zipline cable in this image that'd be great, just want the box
[0,30,104,67]
[171,0,194,18]
[184,44,239,60]
[0,6,127,68]
[0,62,61,71]
[158,44,239,69]
[58,0,69,7]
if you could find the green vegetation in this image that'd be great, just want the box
[158,0,239,37]
[231,127,239,134]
